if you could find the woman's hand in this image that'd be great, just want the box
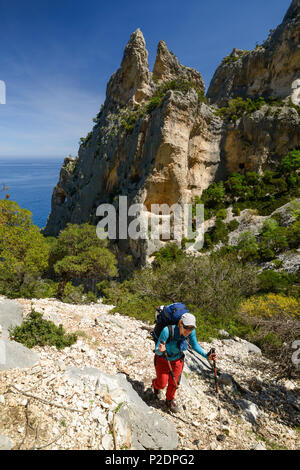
[158,341,166,353]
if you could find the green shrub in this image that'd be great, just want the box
[287,220,300,248]
[10,310,77,350]
[85,291,98,303]
[120,107,145,133]
[79,132,92,147]
[227,219,239,232]
[19,279,58,299]
[201,182,226,207]
[202,233,214,251]
[146,78,206,114]
[210,220,229,244]
[153,243,185,267]
[259,220,288,255]
[104,254,258,326]
[237,294,300,376]
[258,270,297,295]
[245,172,260,186]
[215,97,267,122]
[236,231,259,261]
[225,173,247,199]
[216,208,227,220]
[280,150,300,173]
[62,282,85,304]
[232,206,241,216]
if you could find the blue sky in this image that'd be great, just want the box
[0,0,291,159]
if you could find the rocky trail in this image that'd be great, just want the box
[0,296,299,450]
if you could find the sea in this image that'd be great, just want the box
[0,157,63,228]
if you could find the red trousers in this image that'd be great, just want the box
[152,355,184,401]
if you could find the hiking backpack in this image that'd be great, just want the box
[151,302,190,344]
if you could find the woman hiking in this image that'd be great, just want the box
[152,312,216,413]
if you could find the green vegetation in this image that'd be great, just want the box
[221,50,250,65]
[10,310,77,350]
[215,96,287,122]
[0,145,299,377]
[288,98,300,117]
[146,79,206,113]
[0,205,118,302]
[120,78,207,134]
[49,223,118,299]
[0,200,50,298]
[196,149,300,253]
[102,252,258,341]
[79,132,92,147]
[120,106,145,133]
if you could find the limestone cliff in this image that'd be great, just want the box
[207,0,300,106]
[44,1,300,262]
[44,29,222,262]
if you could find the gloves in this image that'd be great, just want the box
[207,348,217,361]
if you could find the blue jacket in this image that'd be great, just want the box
[155,325,208,361]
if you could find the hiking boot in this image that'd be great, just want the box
[152,387,161,399]
[166,399,178,413]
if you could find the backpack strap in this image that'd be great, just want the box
[166,325,175,344]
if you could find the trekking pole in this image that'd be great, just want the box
[211,348,218,395]
[209,348,226,442]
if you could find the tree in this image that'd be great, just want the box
[236,231,259,261]
[259,219,288,255]
[201,182,226,207]
[280,150,300,173]
[0,199,32,228]
[0,200,49,297]
[51,223,118,297]
[225,173,248,199]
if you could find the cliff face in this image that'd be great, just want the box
[44,1,300,261]
[207,0,300,106]
[44,29,223,258]
[222,105,300,174]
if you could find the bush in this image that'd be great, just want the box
[153,243,185,267]
[227,219,239,232]
[19,279,58,299]
[287,220,300,248]
[210,220,229,244]
[120,107,144,133]
[62,282,85,304]
[236,231,259,261]
[240,294,300,319]
[103,254,258,326]
[216,208,227,220]
[201,182,226,207]
[259,220,288,255]
[225,173,248,199]
[280,150,300,173]
[258,270,298,295]
[245,172,260,186]
[232,206,241,216]
[215,97,267,122]
[238,294,300,377]
[146,79,205,114]
[85,291,98,303]
[10,310,77,350]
